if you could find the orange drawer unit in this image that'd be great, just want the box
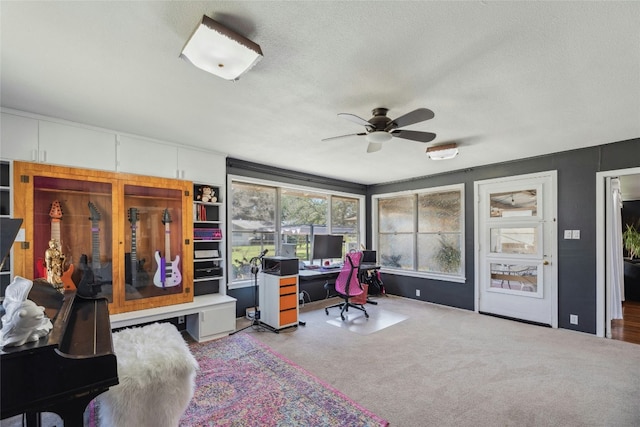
[259,273,299,331]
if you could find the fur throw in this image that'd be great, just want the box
[97,322,199,427]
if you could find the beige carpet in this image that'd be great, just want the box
[240,295,640,427]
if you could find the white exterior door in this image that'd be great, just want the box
[475,171,558,327]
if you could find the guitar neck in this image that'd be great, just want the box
[130,225,138,263]
[164,223,171,260]
[51,219,61,243]
[91,220,101,270]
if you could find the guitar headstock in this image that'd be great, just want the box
[161,208,172,225]
[128,207,139,226]
[88,202,101,221]
[49,200,63,219]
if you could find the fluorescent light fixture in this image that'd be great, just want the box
[180,15,263,81]
[426,142,458,160]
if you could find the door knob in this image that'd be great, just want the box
[543,260,550,265]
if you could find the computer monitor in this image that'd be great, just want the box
[311,234,343,261]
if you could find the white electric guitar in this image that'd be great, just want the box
[153,208,182,288]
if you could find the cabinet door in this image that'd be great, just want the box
[178,147,225,183]
[0,113,39,161]
[39,121,117,170]
[117,135,179,178]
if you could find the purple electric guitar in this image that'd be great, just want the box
[153,208,181,288]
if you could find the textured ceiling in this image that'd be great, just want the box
[1,1,639,185]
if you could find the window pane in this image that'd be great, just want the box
[281,189,328,262]
[490,189,537,217]
[490,263,539,294]
[490,227,537,254]
[231,182,275,231]
[231,182,276,282]
[281,188,327,227]
[418,191,461,233]
[379,196,415,233]
[332,196,359,254]
[418,233,462,274]
[379,234,414,269]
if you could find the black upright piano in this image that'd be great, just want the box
[1,282,118,426]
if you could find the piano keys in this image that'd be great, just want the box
[1,280,118,426]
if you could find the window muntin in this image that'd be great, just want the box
[375,185,464,280]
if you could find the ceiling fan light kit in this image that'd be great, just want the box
[180,15,263,81]
[426,143,459,160]
[324,107,437,153]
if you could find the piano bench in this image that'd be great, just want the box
[96,322,198,427]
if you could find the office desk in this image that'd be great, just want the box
[298,265,382,303]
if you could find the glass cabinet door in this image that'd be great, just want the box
[123,184,185,301]
[32,175,114,301]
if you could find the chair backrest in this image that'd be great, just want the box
[335,251,363,296]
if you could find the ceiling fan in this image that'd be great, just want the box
[322,107,436,153]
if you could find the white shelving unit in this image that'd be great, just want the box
[193,183,225,296]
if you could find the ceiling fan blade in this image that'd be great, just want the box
[391,130,437,143]
[386,108,435,130]
[338,113,374,129]
[367,142,383,153]
[321,132,366,142]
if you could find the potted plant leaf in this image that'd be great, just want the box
[622,223,640,260]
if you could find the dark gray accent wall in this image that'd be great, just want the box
[369,138,640,334]
[225,140,639,330]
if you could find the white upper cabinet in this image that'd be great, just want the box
[117,135,179,178]
[38,121,117,170]
[178,147,226,184]
[1,113,39,161]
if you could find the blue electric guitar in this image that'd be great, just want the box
[153,208,182,288]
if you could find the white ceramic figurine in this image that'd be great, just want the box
[0,276,53,348]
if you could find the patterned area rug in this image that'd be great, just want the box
[180,333,389,427]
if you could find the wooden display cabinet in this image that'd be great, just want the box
[12,161,193,314]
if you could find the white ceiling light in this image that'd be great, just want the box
[180,15,263,81]
[366,131,393,144]
[426,143,459,160]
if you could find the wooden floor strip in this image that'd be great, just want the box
[611,300,640,345]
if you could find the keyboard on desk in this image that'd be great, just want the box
[359,263,380,270]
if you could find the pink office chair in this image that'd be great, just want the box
[324,251,369,320]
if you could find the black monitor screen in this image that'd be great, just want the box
[311,234,343,261]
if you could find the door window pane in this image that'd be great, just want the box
[490,263,539,294]
[490,189,537,217]
[490,227,538,254]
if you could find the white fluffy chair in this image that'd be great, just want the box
[96,322,198,427]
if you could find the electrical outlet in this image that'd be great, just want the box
[416,289,421,297]
[571,229,580,239]
[570,314,578,325]
[564,230,572,239]
[178,315,185,324]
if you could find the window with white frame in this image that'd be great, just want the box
[374,184,465,281]
[229,177,364,287]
